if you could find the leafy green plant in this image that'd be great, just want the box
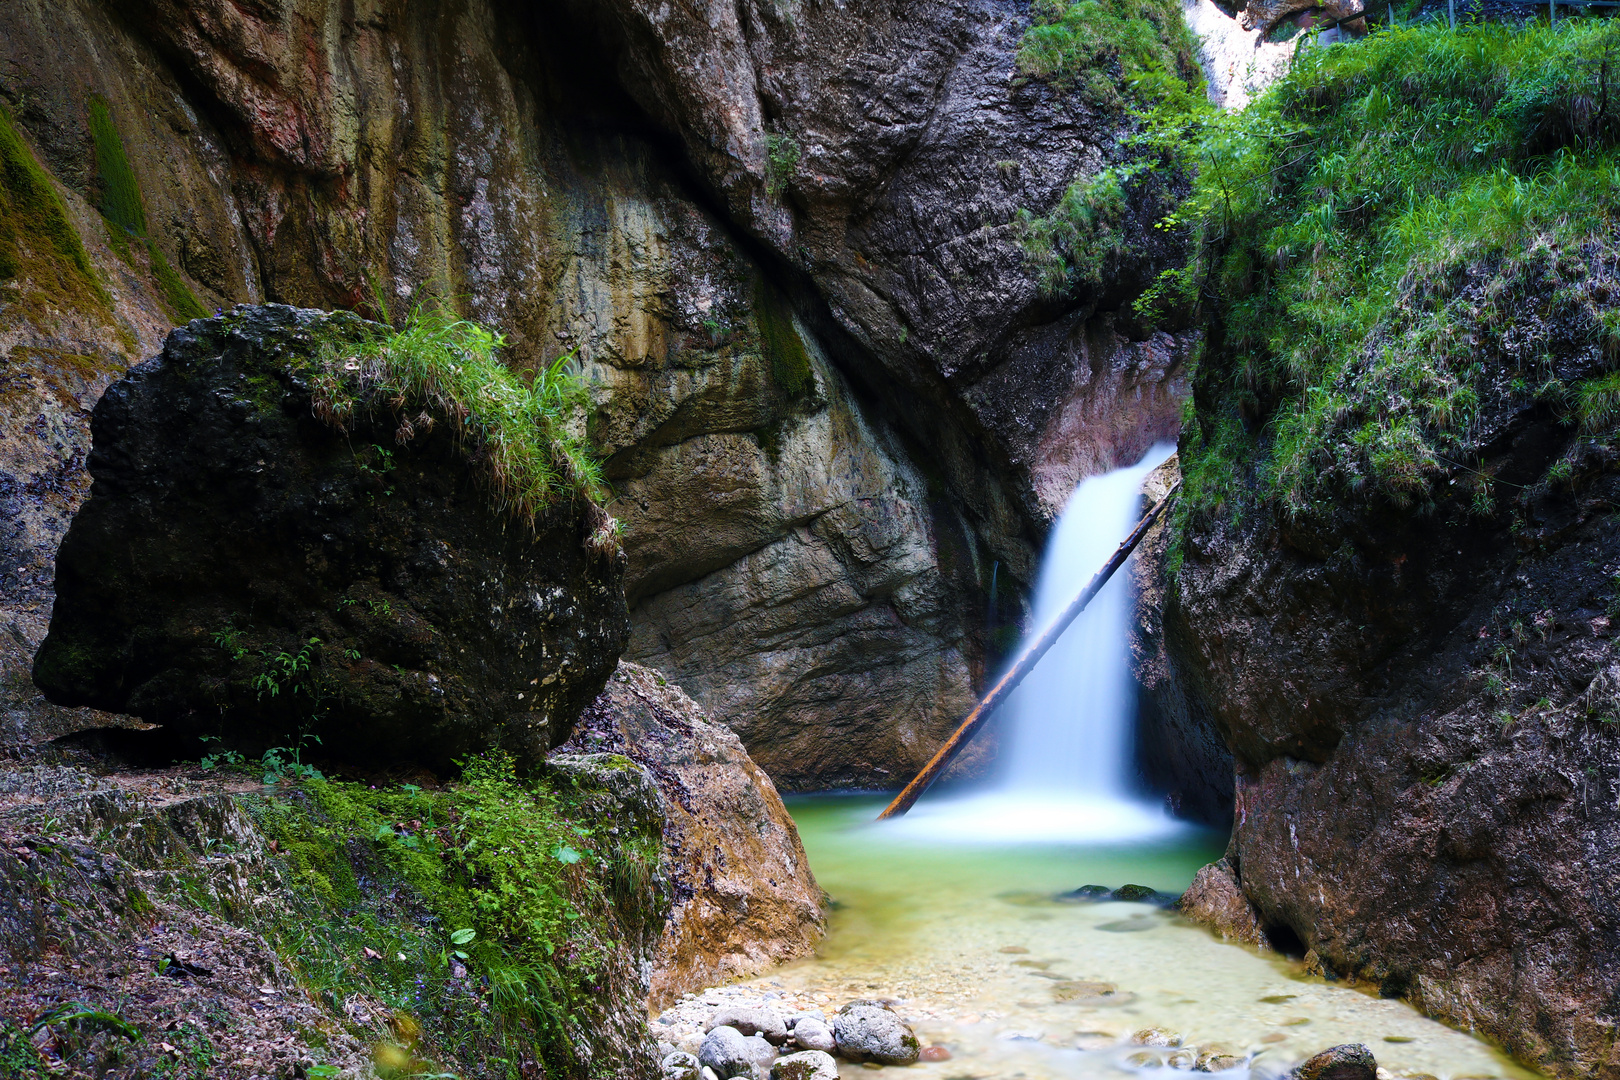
[1172,20,1620,522]
[251,752,662,1079]
[765,133,801,198]
[253,637,320,701]
[198,735,247,772]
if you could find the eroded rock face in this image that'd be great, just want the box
[1129,455,1233,824]
[0,0,1201,788]
[34,306,628,769]
[1170,380,1620,1073]
[559,661,825,1004]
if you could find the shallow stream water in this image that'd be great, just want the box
[753,794,1538,1080]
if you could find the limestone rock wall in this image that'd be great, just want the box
[0,0,1191,789]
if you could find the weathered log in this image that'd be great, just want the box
[876,481,1181,820]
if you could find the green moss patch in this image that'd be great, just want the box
[1173,21,1620,526]
[1012,0,1211,296]
[250,753,662,1079]
[88,95,207,323]
[752,279,813,398]
[0,103,104,311]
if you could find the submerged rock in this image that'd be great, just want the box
[832,1001,921,1066]
[32,306,628,770]
[559,661,825,1004]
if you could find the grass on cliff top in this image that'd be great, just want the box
[308,305,613,541]
[1171,19,1620,526]
[253,752,660,1079]
[1013,0,1212,294]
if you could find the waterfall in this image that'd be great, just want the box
[885,443,1183,844]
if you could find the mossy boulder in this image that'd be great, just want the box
[33,304,629,770]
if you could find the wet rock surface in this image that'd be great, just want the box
[559,661,825,1004]
[1178,859,1266,949]
[1293,1044,1379,1080]
[33,306,628,770]
[1170,273,1620,1076]
[1130,455,1235,824]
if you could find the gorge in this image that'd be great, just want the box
[1,1,1619,1079]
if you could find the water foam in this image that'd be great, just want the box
[884,443,1183,845]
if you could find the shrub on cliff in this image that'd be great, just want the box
[1171,21,1620,529]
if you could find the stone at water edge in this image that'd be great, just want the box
[832,1001,921,1066]
[1294,1045,1377,1080]
[700,1026,777,1080]
[1178,859,1267,949]
[561,662,825,1005]
[32,305,628,770]
[1195,1049,1245,1072]
[770,1051,838,1080]
[790,1017,835,1053]
[919,1045,952,1062]
[664,1052,703,1080]
[708,1006,789,1045]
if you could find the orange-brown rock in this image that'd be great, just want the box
[1177,858,1265,949]
[559,662,826,1005]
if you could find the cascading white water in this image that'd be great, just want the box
[884,442,1183,844]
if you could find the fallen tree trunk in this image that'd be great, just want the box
[876,481,1181,820]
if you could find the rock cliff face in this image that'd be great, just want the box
[1170,308,1620,1078]
[0,0,1190,786]
[560,661,826,1005]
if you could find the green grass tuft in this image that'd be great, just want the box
[307,306,612,541]
[1173,20,1620,522]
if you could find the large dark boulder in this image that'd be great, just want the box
[33,304,629,770]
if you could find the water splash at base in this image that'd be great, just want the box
[883,443,1182,845]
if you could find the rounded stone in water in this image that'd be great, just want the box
[833,1001,920,1065]
[790,1017,835,1054]
[770,1050,838,1080]
[699,1026,777,1079]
